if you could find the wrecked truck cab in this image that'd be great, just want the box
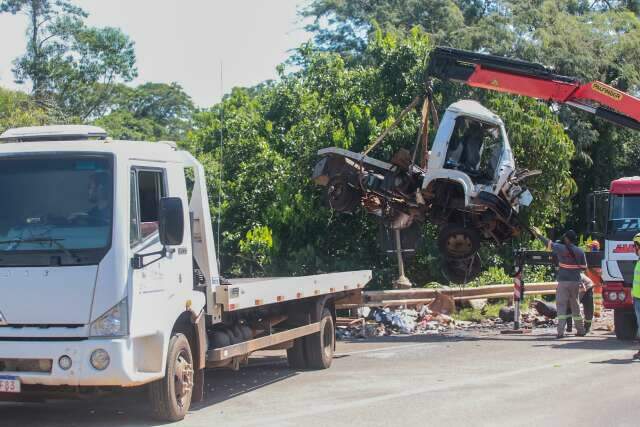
[423,100,515,205]
[312,100,536,283]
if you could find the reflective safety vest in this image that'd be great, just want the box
[633,262,640,299]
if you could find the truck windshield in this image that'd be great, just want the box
[0,154,113,265]
[608,194,640,234]
[445,117,504,183]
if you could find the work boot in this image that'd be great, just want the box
[556,333,564,339]
[633,351,640,361]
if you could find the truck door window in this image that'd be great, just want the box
[130,171,141,245]
[477,126,503,183]
[130,169,166,245]
[445,118,483,172]
[445,117,503,183]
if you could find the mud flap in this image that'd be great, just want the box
[192,368,205,403]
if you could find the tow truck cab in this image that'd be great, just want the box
[0,125,371,421]
[0,125,208,388]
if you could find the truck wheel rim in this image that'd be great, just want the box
[174,351,193,407]
[322,319,333,358]
[446,234,473,257]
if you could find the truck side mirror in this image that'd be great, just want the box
[159,197,184,246]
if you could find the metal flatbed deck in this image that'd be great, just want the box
[215,270,372,311]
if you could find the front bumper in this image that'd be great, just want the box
[602,283,633,310]
[0,337,163,387]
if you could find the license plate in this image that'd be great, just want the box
[0,375,21,393]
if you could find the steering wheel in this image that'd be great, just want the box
[68,212,91,226]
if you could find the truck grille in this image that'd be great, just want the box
[0,358,52,373]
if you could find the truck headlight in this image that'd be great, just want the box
[618,292,627,302]
[90,298,128,337]
[608,292,618,301]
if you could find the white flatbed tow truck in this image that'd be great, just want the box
[0,125,371,421]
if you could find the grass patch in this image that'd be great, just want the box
[453,297,539,323]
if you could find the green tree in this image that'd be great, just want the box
[95,82,195,141]
[186,29,573,284]
[0,0,137,119]
[0,87,51,132]
[303,0,640,234]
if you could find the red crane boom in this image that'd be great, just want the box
[427,47,640,131]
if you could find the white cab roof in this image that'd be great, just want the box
[0,125,108,142]
[446,100,503,125]
[0,125,180,163]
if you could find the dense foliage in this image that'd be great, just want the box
[1,0,638,287]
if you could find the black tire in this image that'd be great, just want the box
[441,254,482,284]
[304,308,335,370]
[326,176,360,212]
[286,337,308,369]
[614,308,637,340]
[149,333,194,422]
[437,224,481,259]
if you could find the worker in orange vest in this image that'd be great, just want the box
[586,241,603,319]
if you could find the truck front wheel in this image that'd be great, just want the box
[304,308,335,369]
[149,333,194,421]
[614,308,638,340]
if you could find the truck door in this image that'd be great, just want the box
[128,165,194,361]
[129,166,175,344]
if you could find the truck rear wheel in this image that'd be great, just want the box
[437,224,480,259]
[614,308,638,340]
[149,333,194,421]
[286,337,308,369]
[304,308,335,369]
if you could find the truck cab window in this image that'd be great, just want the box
[445,117,504,184]
[130,171,141,245]
[130,169,166,244]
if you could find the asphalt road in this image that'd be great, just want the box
[2,327,640,427]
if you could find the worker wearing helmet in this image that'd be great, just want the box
[632,233,640,360]
[532,227,587,338]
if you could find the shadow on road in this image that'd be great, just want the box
[0,355,299,427]
[590,358,636,365]
[339,333,480,345]
[339,329,632,353]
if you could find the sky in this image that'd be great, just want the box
[0,0,312,107]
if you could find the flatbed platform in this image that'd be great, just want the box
[215,270,372,311]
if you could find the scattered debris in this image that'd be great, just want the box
[428,292,456,315]
[499,307,515,323]
[334,301,610,340]
[531,299,557,318]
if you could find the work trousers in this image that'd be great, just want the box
[634,298,640,339]
[556,281,585,336]
[566,288,594,332]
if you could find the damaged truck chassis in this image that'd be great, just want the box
[313,96,537,283]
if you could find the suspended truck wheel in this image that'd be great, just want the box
[437,224,481,259]
[442,254,482,284]
[326,177,361,213]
